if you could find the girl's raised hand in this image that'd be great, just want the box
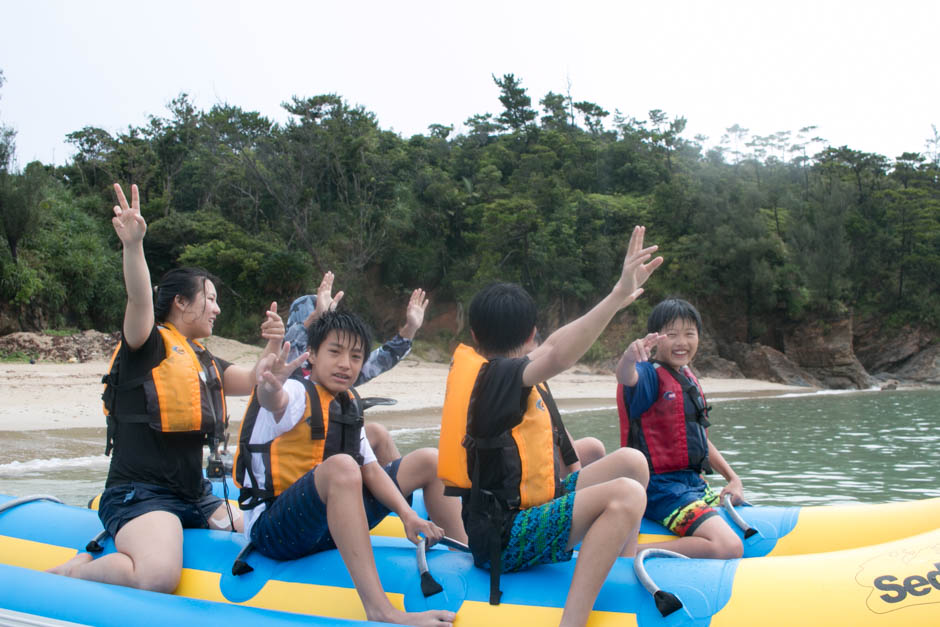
[111,183,147,245]
[261,302,285,346]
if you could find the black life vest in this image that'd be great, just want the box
[438,343,574,604]
[100,323,226,455]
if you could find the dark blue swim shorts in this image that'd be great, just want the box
[250,458,410,561]
[97,479,224,538]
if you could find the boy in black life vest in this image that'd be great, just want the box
[234,311,461,627]
[439,226,662,627]
[616,298,744,559]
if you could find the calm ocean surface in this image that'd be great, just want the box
[1,388,938,508]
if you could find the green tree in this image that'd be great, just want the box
[0,161,47,261]
[573,101,609,134]
[539,91,572,131]
[493,74,537,132]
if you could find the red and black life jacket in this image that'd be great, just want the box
[617,362,712,475]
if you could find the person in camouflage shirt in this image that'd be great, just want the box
[285,271,428,385]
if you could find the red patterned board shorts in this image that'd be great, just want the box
[647,470,720,537]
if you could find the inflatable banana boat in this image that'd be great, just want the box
[2,494,938,626]
[202,478,940,558]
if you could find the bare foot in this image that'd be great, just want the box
[375,609,456,626]
[46,552,93,577]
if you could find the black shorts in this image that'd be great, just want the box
[97,479,224,538]
[250,458,410,561]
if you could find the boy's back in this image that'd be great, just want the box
[439,225,663,627]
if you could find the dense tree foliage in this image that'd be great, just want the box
[1,73,937,345]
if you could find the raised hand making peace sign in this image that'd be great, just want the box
[111,183,147,245]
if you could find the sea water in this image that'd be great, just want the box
[1,389,938,508]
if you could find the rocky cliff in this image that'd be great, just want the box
[691,313,937,390]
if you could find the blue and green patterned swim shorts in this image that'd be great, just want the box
[500,471,579,572]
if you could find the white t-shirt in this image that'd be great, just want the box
[241,377,376,537]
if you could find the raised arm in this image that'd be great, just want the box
[399,288,428,340]
[112,183,153,350]
[307,271,345,327]
[523,226,663,387]
[616,333,666,387]
[354,288,427,385]
[285,272,345,362]
[223,302,288,396]
[253,342,309,422]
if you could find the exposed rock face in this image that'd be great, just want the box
[694,332,745,379]
[0,310,19,336]
[727,342,822,387]
[853,319,935,374]
[0,330,120,363]
[783,318,872,389]
[892,343,940,385]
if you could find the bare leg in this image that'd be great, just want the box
[365,423,401,467]
[573,436,605,468]
[560,477,646,627]
[315,455,455,627]
[575,447,650,490]
[47,510,183,592]
[395,448,467,543]
[207,501,243,532]
[641,515,743,559]
[572,447,650,556]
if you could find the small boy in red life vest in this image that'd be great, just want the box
[616,297,745,559]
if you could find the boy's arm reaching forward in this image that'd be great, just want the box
[360,462,444,546]
[524,226,663,387]
[616,332,666,387]
[707,440,745,504]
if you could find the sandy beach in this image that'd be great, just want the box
[0,336,813,432]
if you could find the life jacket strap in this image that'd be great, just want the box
[104,413,153,455]
[654,362,712,427]
[238,441,275,510]
[470,453,506,605]
[489,536,502,605]
[465,432,514,450]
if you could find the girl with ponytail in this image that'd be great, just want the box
[49,183,285,593]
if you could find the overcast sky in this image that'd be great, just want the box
[2,0,937,167]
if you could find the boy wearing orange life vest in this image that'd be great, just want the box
[438,226,662,627]
[234,311,460,627]
[284,271,431,466]
[616,298,744,560]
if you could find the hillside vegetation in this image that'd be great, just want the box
[1,73,937,355]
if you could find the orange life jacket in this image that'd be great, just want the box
[438,343,572,605]
[101,323,226,454]
[438,343,565,510]
[233,378,364,510]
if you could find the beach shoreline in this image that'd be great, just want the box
[1,351,819,433]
